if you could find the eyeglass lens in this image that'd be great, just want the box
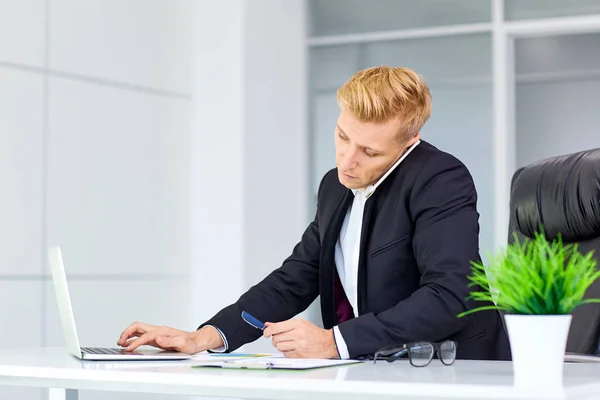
[408,342,434,367]
[439,340,457,365]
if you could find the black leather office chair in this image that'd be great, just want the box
[508,147,600,354]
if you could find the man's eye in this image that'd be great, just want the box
[364,150,377,157]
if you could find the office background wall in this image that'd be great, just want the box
[1,1,600,400]
[0,1,308,399]
[0,1,192,399]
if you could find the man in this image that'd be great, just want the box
[118,66,511,360]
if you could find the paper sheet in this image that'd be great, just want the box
[192,354,361,370]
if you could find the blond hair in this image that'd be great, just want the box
[336,66,432,139]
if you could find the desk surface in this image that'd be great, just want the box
[1,347,600,400]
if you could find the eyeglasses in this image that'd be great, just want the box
[373,340,457,367]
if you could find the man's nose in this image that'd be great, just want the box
[340,148,358,171]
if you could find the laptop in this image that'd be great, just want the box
[48,246,192,361]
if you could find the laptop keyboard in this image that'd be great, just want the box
[81,347,126,355]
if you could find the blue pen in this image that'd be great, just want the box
[241,311,266,330]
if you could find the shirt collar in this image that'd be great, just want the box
[351,139,420,199]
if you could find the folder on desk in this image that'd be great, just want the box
[192,357,362,370]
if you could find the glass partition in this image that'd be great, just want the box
[515,32,600,168]
[505,0,600,20]
[309,0,491,36]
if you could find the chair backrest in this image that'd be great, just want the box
[508,147,600,354]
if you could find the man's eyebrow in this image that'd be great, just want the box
[336,124,383,154]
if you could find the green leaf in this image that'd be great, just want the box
[458,229,600,317]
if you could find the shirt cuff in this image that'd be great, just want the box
[333,326,350,360]
[205,325,229,353]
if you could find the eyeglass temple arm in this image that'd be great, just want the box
[395,348,409,357]
[375,348,408,360]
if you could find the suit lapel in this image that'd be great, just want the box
[356,193,379,316]
[319,189,353,329]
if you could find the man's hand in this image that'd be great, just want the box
[263,318,339,359]
[117,321,224,354]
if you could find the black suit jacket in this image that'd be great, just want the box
[200,141,512,360]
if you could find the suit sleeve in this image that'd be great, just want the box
[196,174,327,352]
[337,153,478,358]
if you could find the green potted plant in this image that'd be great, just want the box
[458,231,600,389]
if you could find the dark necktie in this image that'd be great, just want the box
[334,270,355,323]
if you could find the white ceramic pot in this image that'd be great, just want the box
[504,314,572,390]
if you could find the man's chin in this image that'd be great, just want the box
[338,172,363,189]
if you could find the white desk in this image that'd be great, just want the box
[1,348,600,400]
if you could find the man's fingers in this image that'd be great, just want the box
[263,320,296,338]
[274,340,296,353]
[118,322,154,346]
[118,329,143,346]
[123,337,154,346]
[271,331,296,346]
[125,331,157,352]
[283,350,301,358]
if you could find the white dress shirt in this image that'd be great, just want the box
[332,140,420,359]
[210,140,421,358]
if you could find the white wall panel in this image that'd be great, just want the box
[0,281,43,348]
[49,0,191,93]
[0,0,45,67]
[0,68,44,275]
[46,77,190,275]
